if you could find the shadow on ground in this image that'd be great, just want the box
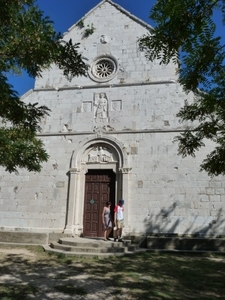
[0,246,225,299]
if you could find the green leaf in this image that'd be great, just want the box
[139,0,225,176]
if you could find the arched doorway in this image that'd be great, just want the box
[83,169,115,237]
[64,135,131,237]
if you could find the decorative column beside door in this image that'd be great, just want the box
[64,168,80,235]
[119,167,131,234]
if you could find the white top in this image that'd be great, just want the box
[114,205,124,220]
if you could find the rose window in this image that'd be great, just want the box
[95,59,114,78]
[89,56,118,82]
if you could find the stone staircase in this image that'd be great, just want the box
[43,236,140,257]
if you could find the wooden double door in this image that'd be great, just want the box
[83,169,115,237]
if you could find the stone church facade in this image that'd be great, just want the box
[1,0,225,238]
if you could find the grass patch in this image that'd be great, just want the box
[54,284,86,295]
[86,251,225,299]
[0,246,224,299]
[0,283,38,300]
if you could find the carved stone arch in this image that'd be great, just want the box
[64,135,131,236]
[71,135,127,169]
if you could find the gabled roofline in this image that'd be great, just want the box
[68,0,153,32]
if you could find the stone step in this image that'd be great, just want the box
[43,245,128,257]
[58,237,132,248]
[127,244,138,251]
[42,236,139,257]
[50,242,126,253]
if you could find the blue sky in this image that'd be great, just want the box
[8,0,224,96]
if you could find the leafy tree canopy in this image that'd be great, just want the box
[0,0,87,173]
[139,0,225,176]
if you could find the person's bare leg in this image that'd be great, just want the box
[114,227,120,241]
[118,228,123,240]
[106,227,112,239]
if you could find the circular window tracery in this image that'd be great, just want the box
[95,59,114,78]
[89,56,118,82]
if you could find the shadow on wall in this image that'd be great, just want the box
[142,203,225,238]
[131,204,225,251]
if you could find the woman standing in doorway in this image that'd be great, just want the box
[102,201,112,241]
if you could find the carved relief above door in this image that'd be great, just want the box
[88,146,114,163]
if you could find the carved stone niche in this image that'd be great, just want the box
[94,92,108,119]
[84,144,118,164]
[100,35,108,44]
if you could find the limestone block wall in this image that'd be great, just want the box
[0,135,74,232]
[35,1,177,90]
[120,132,225,236]
[25,82,192,135]
[2,80,225,236]
[1,129,225,236]
[1,0,225,237]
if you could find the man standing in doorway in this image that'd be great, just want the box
[114,199,125,242]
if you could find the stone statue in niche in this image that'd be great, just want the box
[88,146,113,163]
[94,93,108,119]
